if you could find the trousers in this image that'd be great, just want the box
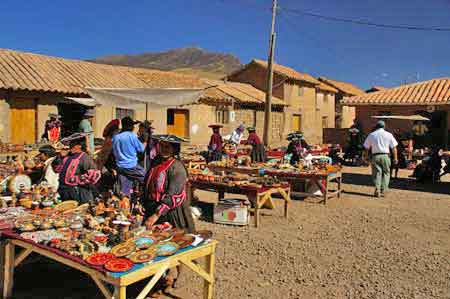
[117,165,146,196]
[371,154,391,193]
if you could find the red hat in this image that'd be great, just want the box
[103,119,120,138]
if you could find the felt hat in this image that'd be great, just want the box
[152,134,188,144]
[138,120,155,129]
[84,109,95,117]
[38,145,57,157]
[208,124,223,129]
[61,132,89,147]
[247,127,256,132]
[48,113,60,118]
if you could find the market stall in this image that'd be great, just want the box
[207,160,342,204]
[188,171,291,227]
[0,186,217,299]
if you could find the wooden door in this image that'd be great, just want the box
[10,99,36,144]
[167,109,189,138]
[292,114,302,132]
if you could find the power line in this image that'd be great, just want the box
[281,6,450,32]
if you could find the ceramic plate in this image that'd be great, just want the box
[155,242,179,257]
[111,242,136,257]
[104,258,134,272]
[86,253,116,266]
[172,234,195,249]
[129,249,155,264]
[131,236,157,249]
[151,231,173,243]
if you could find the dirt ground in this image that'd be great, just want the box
[11,166,450,299]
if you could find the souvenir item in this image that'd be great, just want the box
[104,258,134,272]
[77,240,96,259]
[41,200,54,208]
[150,231,173,242]
[111,242,136,257]
[8,175,32,193]
[129,249,155,264]
[131,236,157,250]
[196,230,213,240]
[155,242,179,257]
[54,200,78,212]
[85,253,116,266]
[172,234,195,249]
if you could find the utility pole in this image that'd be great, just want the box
[263,0,277,146]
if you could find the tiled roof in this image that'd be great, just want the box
[0,48,205,95]
[230,59,320,85]
[203,80,286,106]
[344,78,450,106]
[316,81,338,93]
[318,77,365,96]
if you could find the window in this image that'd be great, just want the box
[322,116,329,128]
[116,108,135,120]
[298,87,304,97]
[292,114,302,131]
[324,94,329,103]
[215,107,230,124]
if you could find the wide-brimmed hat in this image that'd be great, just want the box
[61,132,89,146]
[84,109,95,117]
[138,120,154,129]
[152,134,188,144]
[287,132,303,141]
[48,113,60,119]
[247,127,256,132]
[38,145,57,157]
[208,124,223,129]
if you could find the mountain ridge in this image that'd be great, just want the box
[90,47,242,79]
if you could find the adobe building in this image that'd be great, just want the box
[227,59,337,144]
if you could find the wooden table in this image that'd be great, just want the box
[0,235,218,299]
[207,165,342,204]
[264,170,342,204]
[189,180,291,227]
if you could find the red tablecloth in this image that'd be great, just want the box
[0,229,106,273]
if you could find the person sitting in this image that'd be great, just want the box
[411,146,442,183]
[207,124,223,162]
[112,117,147,196]
[286,132,308,165]
[142,134,195,295]
[56,133,101,203]
[245,127,266,163]
[344,127,364,164]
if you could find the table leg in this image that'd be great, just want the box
[203,252,215,299]
[0,241,15,299]
[114,286,126,299]
[218,190,225,201]
[337,175,342,199]
[323,178,329,205]
[254,195,260,227]
[284,189,290,218]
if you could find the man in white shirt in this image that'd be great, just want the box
[36,145,59,191]
[363,121,398,198]
[229,124,246,145]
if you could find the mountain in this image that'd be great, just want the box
[91,47,242,79]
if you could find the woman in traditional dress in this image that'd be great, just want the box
[142,134,195,295]
[286,132,309,166]
[207,124,223,162]
[245,127,266,163]
[56,133,101,203]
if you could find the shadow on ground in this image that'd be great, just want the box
[342,171,450,196]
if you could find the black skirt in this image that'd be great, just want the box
[144,196,196,234]
[250,144,266,163]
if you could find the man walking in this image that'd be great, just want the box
[363,120,398,198]
[112,116,147,196]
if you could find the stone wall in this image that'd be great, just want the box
[0,98,10,142]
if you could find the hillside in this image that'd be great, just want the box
[91,47,242,79]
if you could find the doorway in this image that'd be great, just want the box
[58,103,90,138]
[10,99,36,144]
[167,109,189,138]
[292,114,302,132]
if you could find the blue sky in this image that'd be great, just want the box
[1,0,450,89]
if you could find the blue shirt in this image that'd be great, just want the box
[112,131,145,169]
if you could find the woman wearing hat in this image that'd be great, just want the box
[142,134,195,293]
[207,124,223,162]
[245,127,266,163]
[42,113,62,143]
[56,133,101,203]
[286,132,308,166]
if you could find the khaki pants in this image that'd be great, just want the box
[371,154,391,193]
